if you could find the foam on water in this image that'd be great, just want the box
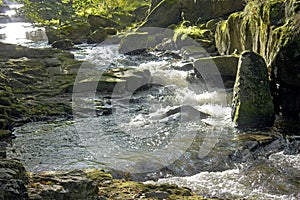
[147,162,300,199]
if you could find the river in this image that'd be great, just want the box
[1,15,299,200]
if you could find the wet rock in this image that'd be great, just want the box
[51,39,74,50]
[158,105,210,121]
[88,15,121,31]
[232,51,275,128]
[194,55,239,85]
[74,68,152,94]
[0,179,28,200]
[87,28,108,44]
[172,61,193,71]
[0,159,28,182]
[0,159,29,199]
[0,42,61,59]
[28,170,99,200]
[119,32,156,54]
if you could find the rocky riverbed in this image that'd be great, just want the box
[0,0,300,199]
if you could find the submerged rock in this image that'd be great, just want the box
[232,51,275,128]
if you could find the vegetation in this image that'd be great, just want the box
[18,0,149,25]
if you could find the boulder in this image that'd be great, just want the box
[119,32,156,54]
[52,39,74,50]
[87,28,108,44]
[194,55,239,84]
[87,15,121,31]
[46,22,91,44]
[0,159,29,199]
[140,0,181,28]
[105,27,117,35]
[111,12,136,27]
[142,0,244,28]
[132,5,149,22]
[215,0,300,122]
[73,68,152,94]
[232,51,275,128]
[181,0,244,24]
[272,31,300,121]
[28,170,99,200]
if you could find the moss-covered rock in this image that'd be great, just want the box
[215,0,300,122]
[27,169,212,200]
[232,51,275,128]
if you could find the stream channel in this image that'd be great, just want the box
[1,13,300,200]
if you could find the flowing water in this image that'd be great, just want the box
[2,18,300,199]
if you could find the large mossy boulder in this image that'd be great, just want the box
[215,0,300,122]
[232,51,275,128]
